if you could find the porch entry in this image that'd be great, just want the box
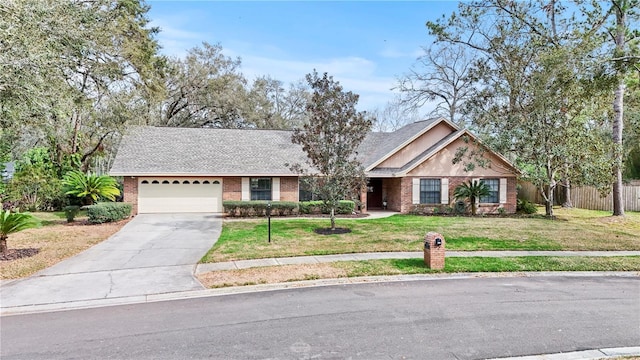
[367,178,384,209]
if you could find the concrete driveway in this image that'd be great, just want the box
[0,214,221,312]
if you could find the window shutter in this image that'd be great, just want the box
[441,178,449,204]
[499,178,507,204]
[412,178,420,204]
[272,177,280,201]
[241,178,250,201]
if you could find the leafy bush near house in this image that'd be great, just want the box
[63,205,81,222]
[298,200,355,215]
[223,201,299,217]
[517,199,538,214]
[85,203,131,224]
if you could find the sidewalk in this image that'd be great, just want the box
[195,250,640,274]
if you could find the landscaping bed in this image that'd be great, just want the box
[0,212,129,279]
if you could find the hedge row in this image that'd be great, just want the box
[223,201,299,217]
[223,200,356,217]
[298,200,355,215]
[85,202,132,224]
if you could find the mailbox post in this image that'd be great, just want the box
[266,202,272,243]
[424,232,445,269]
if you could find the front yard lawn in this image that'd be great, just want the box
[197,256,640,288]
[201,208,640,263]
[0,212,128,280]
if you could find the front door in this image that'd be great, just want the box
[367,178,383,209]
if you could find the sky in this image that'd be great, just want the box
[146,1,461,112]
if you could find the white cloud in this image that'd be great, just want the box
[150,13,399,110]
[379,46,425,60]
[234,52,397,110]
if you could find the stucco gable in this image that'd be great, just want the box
[406,135,518,177]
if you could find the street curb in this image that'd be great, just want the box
[2,271,638,316]
[486,346,640,359]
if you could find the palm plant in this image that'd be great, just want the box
[0,210,41,254]
[453,180,490,215]
[62,170,120,205]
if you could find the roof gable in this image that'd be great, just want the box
[362,117,458,171]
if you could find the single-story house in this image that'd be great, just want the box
[109,117,519,215]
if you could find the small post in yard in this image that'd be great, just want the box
[424,232,445,270]
[266,202,272,243]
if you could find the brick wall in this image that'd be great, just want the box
[223,177,242,201]
[399,176,517,214]
[279,177,299,202]
[384,178,403,212]
[123,177,138,215]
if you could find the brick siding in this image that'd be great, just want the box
[399,176,517,214]
[279,177,299,202]
[223,177,242,201]
[123,177,138,215]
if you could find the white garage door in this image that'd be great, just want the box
[138,178,222,213]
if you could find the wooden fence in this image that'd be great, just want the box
[518,181,640,212]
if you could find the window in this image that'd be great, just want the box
[172,180,180,184]
[141,180,149,184]
[251,178,272,200]
[420,179,441,204]
[480,179,499,203]
[162,180,170,184]
[193,180,200,184]
[298,177,317,201]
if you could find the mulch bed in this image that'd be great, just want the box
[0,248,40,261]
[313,228,352,235]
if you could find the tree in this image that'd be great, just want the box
[453,180,490,216]
[62,171,120,206]
[290,71,373,230]
[1,0,165,173]
[0,210,40,254]
[369,96,421,132]
[158,42,248,128]
[605,0,639,215]
[426,0,614,217]
[396,44,476,127]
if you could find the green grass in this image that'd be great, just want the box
[201,208,640,263]
[198,256,640,288]
[31,211,88,226]
[336,256,640,276]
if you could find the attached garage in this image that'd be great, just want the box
[138,178,222,213]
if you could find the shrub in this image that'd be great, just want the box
[298,200,355,215]
[63,205,81,223]
[223,201,299,217]
[62,170,120,205]
[517,199,538,214]
[85,202,132,224]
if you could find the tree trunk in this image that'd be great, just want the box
[330,207,336,230]
[562,176,572,208]
[0,235,8,254]
[612,2,626,217]
[470,196,477,216]
[545,186,554,218]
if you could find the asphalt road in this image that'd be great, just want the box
[1,275,639,360]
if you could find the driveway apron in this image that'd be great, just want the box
[0,213,221,310]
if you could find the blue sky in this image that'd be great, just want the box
[146,1,460,111]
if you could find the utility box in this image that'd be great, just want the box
[424,232,445,269]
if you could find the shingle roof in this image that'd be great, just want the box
[109,118,452,176]
[109,127,312,176]
[357,118,441,169]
